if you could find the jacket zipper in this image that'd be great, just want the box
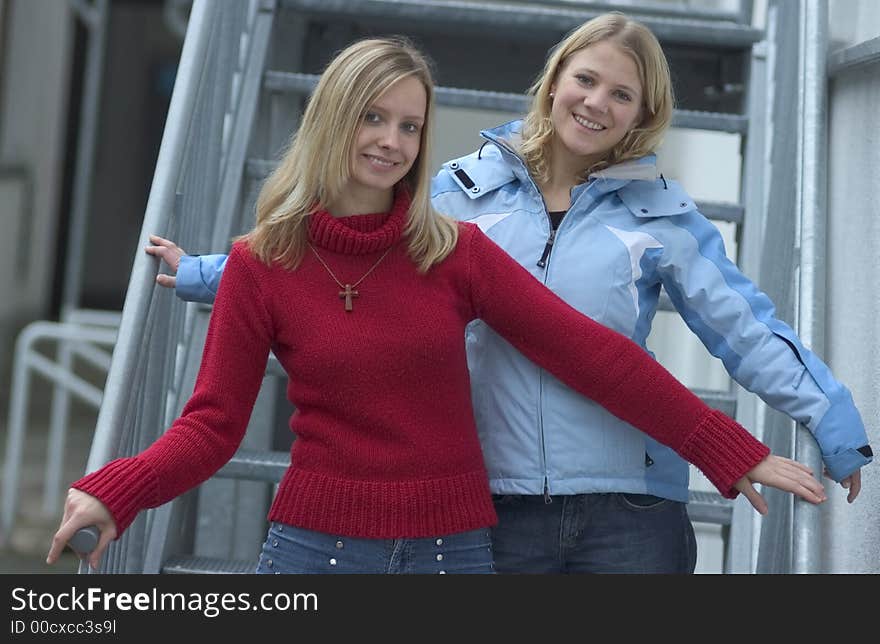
[537,212,561,503]
[487,135,559,270]
[536,229,556,268]
[484,134,563,502]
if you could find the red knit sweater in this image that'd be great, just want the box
[74,190,769,538]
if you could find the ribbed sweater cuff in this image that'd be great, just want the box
[678,410,770,499]
[72,457,162,536]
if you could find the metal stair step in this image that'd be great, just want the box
[215,448,289,483]
[162,489,731,575]
[214,436,740,527]
[263,71,747,134]
[673,110,748,135]
[247,155,743,227]
[174,328,287,379]
[280,0,763,48]
[164,489,732,574]
[687,490,734,525]
[690,388,737,418]
[694,200,744,224]
[162,555,255,574]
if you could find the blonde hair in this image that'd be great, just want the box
[520,12,675,183]
[244,37,458,272]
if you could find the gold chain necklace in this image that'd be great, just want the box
[308,244,393,312]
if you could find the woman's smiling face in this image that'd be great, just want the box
[549,40,644,172]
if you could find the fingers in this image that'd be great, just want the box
[774,456,826,499]
[144,234,185,273]
[147,234,178,249]
[46,520,77,565]
[772,459,862,504]
[46,490,117,569]
[758,454,815,477]
[155,274,177,289]
[791,464,826,502]
[47,518,105,566]
[825,468,862,503]
[743,455,827,509]
[846,470,861,503]
[88,526,117,571]
[734,477,768,515]
[771,456,814,476]
[144,237,171,259]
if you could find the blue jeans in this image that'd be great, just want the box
[255,522,495,574]
[491,493,697,574]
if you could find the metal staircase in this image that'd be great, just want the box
[76,0,816,574]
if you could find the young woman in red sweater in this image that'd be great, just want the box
[47,37,825,574]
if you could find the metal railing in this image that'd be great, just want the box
[739,0,829,574]
[0,312,119,546]
[77,0,265,573]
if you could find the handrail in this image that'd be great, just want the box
[86,0,218,474]
[70,0,268,572]
[792,0,828,574]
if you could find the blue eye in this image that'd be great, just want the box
[402,122,421,134]
[364,112,381,124]
[576,74,594,86]
[615,90,633,102]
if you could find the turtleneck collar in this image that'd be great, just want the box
[308,188,410,255]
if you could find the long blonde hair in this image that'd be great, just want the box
[520,12,675,183]
[244,37,458,272]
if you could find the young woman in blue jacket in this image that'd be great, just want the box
[146,12,872,573]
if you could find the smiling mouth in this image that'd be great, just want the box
[573,114,606,131]
[364,154,399,167]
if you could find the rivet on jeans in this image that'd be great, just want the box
[438,570,446,574]
[436,554,443,561]
[435,538,443,546]
[329,558,337,566]
[272,539,278,547]
[267,559,273,568]
[336,540,344,549]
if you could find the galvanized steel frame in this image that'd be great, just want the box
[80,0,270,573]
[280,0,764,47]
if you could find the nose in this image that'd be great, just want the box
[378,125,400,150]
[584,90,609,115]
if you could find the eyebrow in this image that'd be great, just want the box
[574,67,640,96]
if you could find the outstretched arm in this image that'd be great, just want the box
[656,210,871,499]
[45,245,272,566]
[464,225,826,514]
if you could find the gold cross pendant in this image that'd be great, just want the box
[339,284,359,312]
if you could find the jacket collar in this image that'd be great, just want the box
[479,119,658,198]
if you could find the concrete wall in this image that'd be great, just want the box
[823,0,880,573]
